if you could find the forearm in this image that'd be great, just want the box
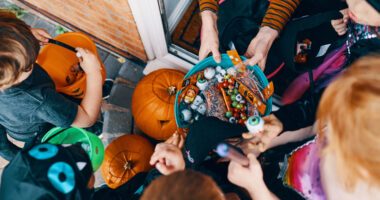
[201,10,218,29]
[73,73,102,127]
[266,126,315,150]
[247,181,279,200]
[261,0,302,32]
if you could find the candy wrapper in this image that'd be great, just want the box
[175,51,274,128]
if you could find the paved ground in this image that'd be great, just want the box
[0,0,146,187]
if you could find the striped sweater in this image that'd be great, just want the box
[199,0,302,32]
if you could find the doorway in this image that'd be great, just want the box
[158,0,200,64]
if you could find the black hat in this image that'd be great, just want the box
[184,117,247,168]
[0,144,93,200]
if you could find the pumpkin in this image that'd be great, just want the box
[132,69,185,140]
[101,134,154,189]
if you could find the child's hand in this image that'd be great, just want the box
[149,143,185,175]
[241,114,283,153]
[165,131,186,149]
[76,48,101,76]
[228,154,264,192]
[31,28,51,45]
[331,9,349,36]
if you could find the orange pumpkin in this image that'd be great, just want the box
[101,134,154,189]
[132,69,185,140]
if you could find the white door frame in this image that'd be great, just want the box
[128,0,195,74]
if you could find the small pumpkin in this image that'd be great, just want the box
[132,69,185,140]
[101,134,154,189]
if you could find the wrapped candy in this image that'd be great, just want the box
[204,67,216,80]
[181,109,192,122]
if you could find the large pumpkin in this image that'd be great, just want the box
[132,69,185,140]
[101,134,154,189]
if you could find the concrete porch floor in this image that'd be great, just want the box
[0,0,146,187]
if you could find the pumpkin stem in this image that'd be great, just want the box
[124,161,133,170]
[167,86,177,96]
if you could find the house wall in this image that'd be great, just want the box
[14,0,148,61]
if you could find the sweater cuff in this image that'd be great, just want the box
[199,0,219,13]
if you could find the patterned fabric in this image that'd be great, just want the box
[199,0,219,13]
[262,0,302,32]
[281,140,326,200]
[0,144,93,200]
[346,22,380,54]
[199,0,301,32]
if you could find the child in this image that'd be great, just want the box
[0,10,102,161]
[228,55,380,200]
[0,143,149,200]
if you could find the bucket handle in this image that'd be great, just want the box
[47,39,83,70]
[43,128,67,144]
[48,39,77,53]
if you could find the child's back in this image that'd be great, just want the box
[0,10,103,160]
[0,64,77,141]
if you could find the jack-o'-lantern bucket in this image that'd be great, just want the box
[37,32,106,98]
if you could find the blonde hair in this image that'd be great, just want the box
[318,55,380,188]
[141,170,225,200]
[0,10,40,90]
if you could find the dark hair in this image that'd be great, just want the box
[0,10,40,89]
[141,170,225,200]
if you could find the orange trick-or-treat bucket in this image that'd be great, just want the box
[37,32,106,99]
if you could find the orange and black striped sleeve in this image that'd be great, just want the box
[199,0,219,13]
[261,0,302,32]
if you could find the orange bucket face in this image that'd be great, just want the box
[37,32,106,98]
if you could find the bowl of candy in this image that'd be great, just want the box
[175,50,274,128]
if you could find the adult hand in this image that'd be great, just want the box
[244,26,278,71]
[228,154,277,199]
[31,28,51,45]
[199,11,221,63]
[241,114,283,153]
[150,143,186,175]
[76,48,101,76]
[331,9,349,36]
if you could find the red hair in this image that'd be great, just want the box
[318,55,380,188]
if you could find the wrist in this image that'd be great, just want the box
[247,179,273,199]
[85,71,102,80]
[259,26,279,41]
[201,11,217,27]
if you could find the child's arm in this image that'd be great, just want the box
[71,48,102,128]
[228,154,279,200]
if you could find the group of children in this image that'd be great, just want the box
[0,0,380,199]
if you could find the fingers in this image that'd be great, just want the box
[244,54,263,67]
[38,29,52,39]
[212,48,221,63]
[199,47,209,61]
[331,19,348,36]
[258,58,267,71]
[331,18,344,26]
[178,134,185,149]
[155,162,172,175]
[149,143,179,165]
